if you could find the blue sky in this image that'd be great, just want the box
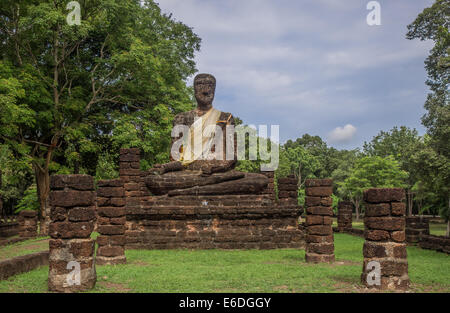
[157,0,435,149]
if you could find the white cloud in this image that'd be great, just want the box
[328,124,357,143]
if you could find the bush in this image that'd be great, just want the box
[14,184,39,213]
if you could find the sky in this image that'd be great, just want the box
[156,0,435,150]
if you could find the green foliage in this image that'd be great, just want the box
[14,184,39,213]
[331,194,340,215]
[277,145,319,184]
[331,149,360,198]
[285,134,337,178]
[0,0,201,215]
[407,0,449,230]
[95,152,119,181]
[338,156,408,219]
[0,144,32,214]
[363,126,422,182]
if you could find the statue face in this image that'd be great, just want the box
[194,74,216,108]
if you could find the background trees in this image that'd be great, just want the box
[0,1,448,236]
[337,156,408,221]
[363,126,423,216]
[0,0,200,232]
[407,0,449,235]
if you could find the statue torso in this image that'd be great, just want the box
[172,109,235,171]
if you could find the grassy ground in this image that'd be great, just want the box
[0,237,49,261]
[428,223,448,236]
[0,233,448,293]
[331,218,447,236]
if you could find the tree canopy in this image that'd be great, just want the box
[0,0,200,230]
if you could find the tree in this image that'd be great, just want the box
[331,149,360,192]
[285,134,339,178]
[0,144,32,219]
[277,145,320,205]
[0,0,200,232]
[363,126,423,216]
[411,137,450,235]
[338,156,408,221]
[407,0,449,235]
[278,145,319,183]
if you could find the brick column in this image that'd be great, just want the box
[362,188,409,291]
[119,148,141,209]
[48,175,96,292]
[337,201,353,231]
[305,179,334,263]
[406,216,429,243]
[18,211,37,238]
[96,179,127,265]
[277,175,298,202]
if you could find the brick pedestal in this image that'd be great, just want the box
[337,201,353,231]
[96,179,127,265]
[48,175,96,292]
[406,216,430,243]
[361,188,409,291]
[305,179,334,263]
[18,211,37,238]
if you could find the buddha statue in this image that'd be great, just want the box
[145,73,269,196]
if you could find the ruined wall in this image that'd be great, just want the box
[18,211,37,238]
[277,176,297,201]
[419,234,450,254]
[0,222,19,238]
[120,148,305,250]
[304,179,334,263]
[405,216,430,244]
[48,175,96,292]
[96,179,127,265]
[126,194,304,250]
[337,201,353,231]
[361,188,409,291]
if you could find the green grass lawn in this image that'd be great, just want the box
[429,223,448,236]
[0,233,449,293]
[0,237,49,261]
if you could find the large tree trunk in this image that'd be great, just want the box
[34,164,50,236]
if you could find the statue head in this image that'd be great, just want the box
[194,73,216,109]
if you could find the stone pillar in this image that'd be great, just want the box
[277,175,298,202]
[18,210,37,238]
[337,201,353,231]
[406,216,430,243]
[48,175,96,292]
[361,188,409,291]
[119,148,141,209]
[304,179,334,263]
[96,179,127,265]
